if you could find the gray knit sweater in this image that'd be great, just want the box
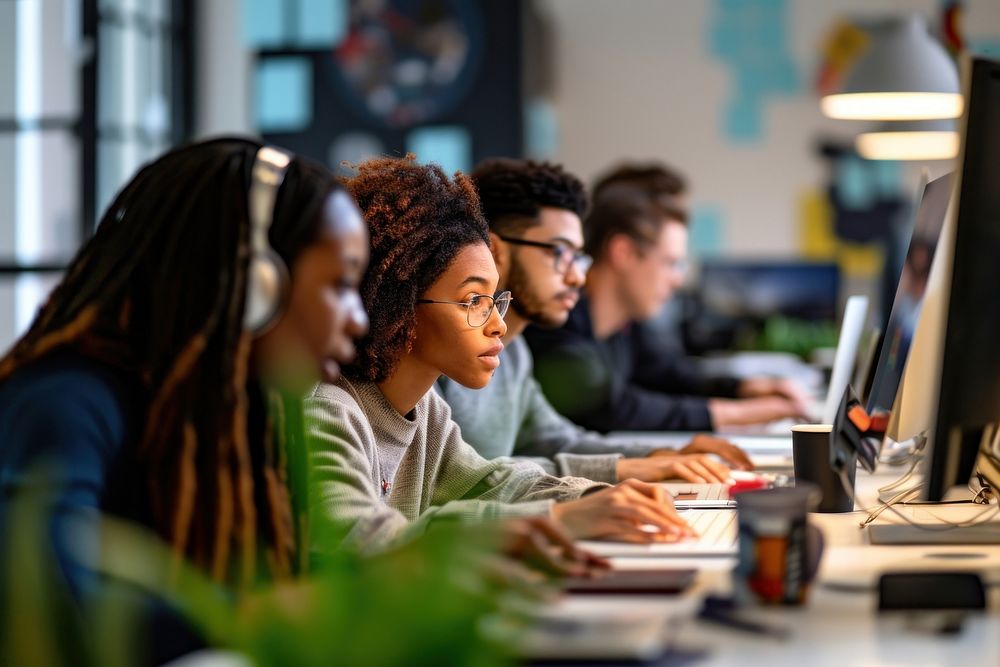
[436,337,661,483]
[305,376,601,553]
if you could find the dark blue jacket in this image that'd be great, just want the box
[0,351,203,665]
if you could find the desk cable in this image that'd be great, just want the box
[874,450,925,500]
[875,445,993,508]
[835,465,1000,532]
[876,433,927,468]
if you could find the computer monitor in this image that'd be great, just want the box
[924,57,1000,501]
[821,294,868,425]
[865,172,953,421]
[686,260,839,353]
[891,57,1000,501]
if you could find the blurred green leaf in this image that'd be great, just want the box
[1,485,91,666]
[2,492,521,667]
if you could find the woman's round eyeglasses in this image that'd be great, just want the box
[416,290,513,327]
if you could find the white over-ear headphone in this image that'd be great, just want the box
[244,145,292,335]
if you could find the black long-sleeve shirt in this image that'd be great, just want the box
[524,296,742,433]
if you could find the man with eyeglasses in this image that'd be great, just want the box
[435,158,749,485]
[525,179,810,435]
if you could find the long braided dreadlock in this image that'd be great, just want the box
[0,137,341,585]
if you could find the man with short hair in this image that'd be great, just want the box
[526,184,809,433]
[592,161,690,212]
[435,158,750,484]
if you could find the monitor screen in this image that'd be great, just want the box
[926,56,1000,500]
[697,261,839,322]
[686,261,840,354]
[865,172,952,417]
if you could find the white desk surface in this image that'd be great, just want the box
[538,464,1000,665]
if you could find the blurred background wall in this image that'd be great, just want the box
[3,0,999,356]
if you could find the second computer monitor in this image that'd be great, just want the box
[865,172,953,419]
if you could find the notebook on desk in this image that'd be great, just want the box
[579,509,738,557]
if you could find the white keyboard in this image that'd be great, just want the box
[578,510,738,557]
[686,509,738,546]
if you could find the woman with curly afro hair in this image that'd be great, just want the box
[305,156,692,556]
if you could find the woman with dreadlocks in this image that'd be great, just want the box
[0,137,370,663]
[306,156,693,554]
[0,139,612,666]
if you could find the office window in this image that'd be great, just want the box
[1,0,192,351]
[95,0,178,215]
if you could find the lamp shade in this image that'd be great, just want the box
[855,118,959,161]
[821,15,962,120]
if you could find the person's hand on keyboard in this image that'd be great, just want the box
[498,516,610,579]
[708,395,808,426]
[650,433,753,470]
[736,377,813,419]
[551,479,696,543]
[617,453,732,483]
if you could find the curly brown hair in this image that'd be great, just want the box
[343,156,489,383]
